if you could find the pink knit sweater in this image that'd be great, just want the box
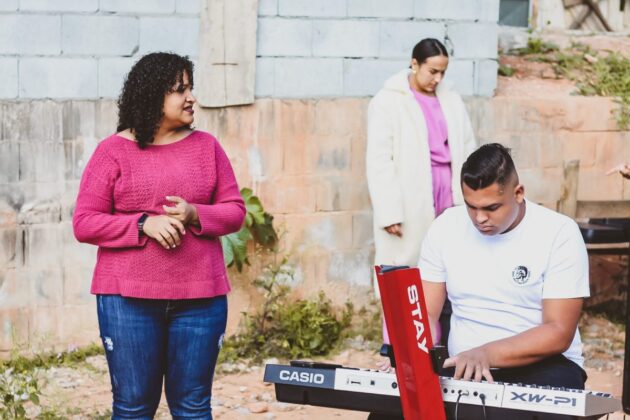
[73,131,246,299]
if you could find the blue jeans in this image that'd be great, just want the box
[96,294,227,419]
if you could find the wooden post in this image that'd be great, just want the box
[558,159,580,218]
[196,0,258,107]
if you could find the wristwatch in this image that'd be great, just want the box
[138,213,149,236]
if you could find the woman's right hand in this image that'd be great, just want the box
[384,223,402,237]
[142,215,186,249]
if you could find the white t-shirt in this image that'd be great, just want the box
[419,200,590,367]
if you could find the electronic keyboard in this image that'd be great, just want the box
[264,363,621,419]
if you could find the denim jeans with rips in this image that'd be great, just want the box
[96,294,227,419]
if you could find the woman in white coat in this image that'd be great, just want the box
[367,38,476,348]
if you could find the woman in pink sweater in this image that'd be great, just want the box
[73,52,245,419]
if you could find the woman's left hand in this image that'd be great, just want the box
[163,196,200,227]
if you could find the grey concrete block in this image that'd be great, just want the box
[60,187,79,221]
[95,100,119,139]
[176,0,202,14]
[98,57,135,98]
[19,141,65,183]
[0,271,31,310]
[313,20,379,58]
[447,22,498,59]
[0,58,18,99]
[0,184,26,214]
[257,17,312,56]
[0,306,30,350]
[0,0,18,11]
[0,142,19,183]
[0,200,17,224]
[480,0,501,22]
[445,59,474,96]
[1,102,30,141]
[414,0,495,21]
[28,101,63,142]
[0,228,17,269]
[17,201,62,225]
[63,140,74,181]
[259,0,278,16]
[0,15,61,55]
[61,221,97,268]
[343,58,408,96]
[65,136,99,181]
[255,57,274,97]
[62,15,138,56]
[279,0,346,17]
[62,266,94,305]
[348,0,413,17]
[62,101,96,140]
[73,135,100,178]
[101,0,176,13]
[328,249,372,286]
[20,58,98,99]
[379,21,445,59]
[20,0,98,12]
[139,17,199,57]
[29,268,64,307]
[8,181,61,207]
[475,59,498,97]
[24,224,63,269]
[352,211,374,248]
[274,58,342,97]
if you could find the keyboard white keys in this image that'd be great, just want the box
[315,367,621,417]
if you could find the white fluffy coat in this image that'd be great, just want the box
[366,69,477,279]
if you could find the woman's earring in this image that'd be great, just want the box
[412,69,417,74]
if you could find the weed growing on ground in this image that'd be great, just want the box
[0,343,104,418]
[0,343,104,374]
[0,368,40,419]
[219,255,385,364]
[498,64,515,77]
[340,300,382,345]
[219,256,355,364]
[515,37,559,55]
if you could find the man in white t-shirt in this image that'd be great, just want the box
[420,143,590,388]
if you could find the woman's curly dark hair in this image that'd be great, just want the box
[117,52,194,149]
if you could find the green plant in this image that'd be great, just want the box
[0,368,39,419]
[614,96,630,130]
[219,257,352,363]
[498,64,515,77]
[221,188,278,272]
[0,343,106,418]
[514,37,559,55]
[0,343,104,374]
[341,300,382,344]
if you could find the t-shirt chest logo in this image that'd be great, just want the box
[511,265,531,285]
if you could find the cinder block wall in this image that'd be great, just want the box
[254,0,500,97]
[0,0,507,353]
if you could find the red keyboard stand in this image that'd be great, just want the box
[376,266,446,420]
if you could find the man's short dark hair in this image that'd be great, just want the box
[461,143,518,190]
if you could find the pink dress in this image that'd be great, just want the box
[411,89,454,217]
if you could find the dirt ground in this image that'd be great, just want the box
[26,313,626,419]
[496,30,630,98]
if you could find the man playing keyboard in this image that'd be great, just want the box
[420,143,590,389]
